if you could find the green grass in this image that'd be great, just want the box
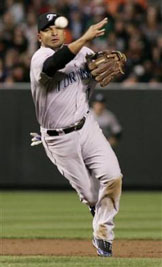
[1,192,162,266]
[0,191,162,239]
[0,256,162,267]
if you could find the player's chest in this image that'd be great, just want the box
[63,58,87,74]
[53,59,91,88]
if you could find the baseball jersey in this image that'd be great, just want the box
[91,109,122,139]
[30,46,96,129]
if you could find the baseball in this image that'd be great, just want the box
[55,16,68,28]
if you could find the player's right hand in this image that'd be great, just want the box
[82,18,108,42]
[30,132,42,146]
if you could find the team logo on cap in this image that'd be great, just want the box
[46,14,57,21]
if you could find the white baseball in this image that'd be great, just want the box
[55,16,68,28]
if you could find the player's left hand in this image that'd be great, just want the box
[30,132,42,146]
[86,50,127,87]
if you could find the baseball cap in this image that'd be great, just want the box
[93,93,106,103]
[38,12,60,32]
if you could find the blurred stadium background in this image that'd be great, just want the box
[0,0,162,84]
[0,0,162,189]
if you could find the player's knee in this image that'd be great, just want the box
[104,176,122,197]
[99,167,122,184]
[110,175,122,188]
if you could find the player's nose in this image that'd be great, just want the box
[51,26,57,35]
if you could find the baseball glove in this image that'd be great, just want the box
[86,50,127,87]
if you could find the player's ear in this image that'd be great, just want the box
[37,33,41,43]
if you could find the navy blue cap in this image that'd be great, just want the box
[93,93,106,103]
[38,12,59,32]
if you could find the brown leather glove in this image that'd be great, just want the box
[86,50,127,87]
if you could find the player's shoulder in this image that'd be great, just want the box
[31,46,54,63]
[74,46,94,62]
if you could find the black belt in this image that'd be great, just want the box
[47,116,86,136]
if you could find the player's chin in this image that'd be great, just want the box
[50,41,62,49]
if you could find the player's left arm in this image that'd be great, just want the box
[86,50,127,87]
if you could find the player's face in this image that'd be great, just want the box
[92,102,105,115]
[38,26,65,49]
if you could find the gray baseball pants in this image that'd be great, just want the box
[41,112,122,242]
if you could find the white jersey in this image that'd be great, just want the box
[30,46,96,129]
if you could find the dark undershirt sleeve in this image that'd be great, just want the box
[42,46,75,77]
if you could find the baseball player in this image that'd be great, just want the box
[30,12,123,257]
[91,93,122,147]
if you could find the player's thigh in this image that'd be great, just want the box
[42,132,98,205]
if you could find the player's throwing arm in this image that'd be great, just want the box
[69,17,127,87]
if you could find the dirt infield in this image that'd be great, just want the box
[1,239,162,258]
